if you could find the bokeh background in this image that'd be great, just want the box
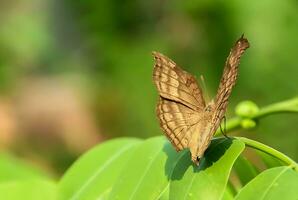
[0,0,297,176]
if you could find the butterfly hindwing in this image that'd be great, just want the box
[156,97,203,151]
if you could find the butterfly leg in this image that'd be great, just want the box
[220,116,230,139]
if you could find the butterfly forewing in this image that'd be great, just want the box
[152,51,205,111]
[210,36,250,135]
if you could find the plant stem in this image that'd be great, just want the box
[235,137,298,172]
[215,97,298,136]
[252,97,298,118]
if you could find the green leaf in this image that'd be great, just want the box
[0,179,57,200]
[108,136,183,200]
[235,166,298,200]
[158,185,169,200]
[222,185,235,200]
[59,138,141,200]
[169,138,245,200]
[226,181,238,197]
[0,153,51,182]
[233,155,259,186]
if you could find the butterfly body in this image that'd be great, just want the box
[153,36,249,164]
[188,108,213,164]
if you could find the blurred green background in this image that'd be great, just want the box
[0,0,297,176]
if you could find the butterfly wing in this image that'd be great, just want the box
[156,97,204,151]
[152,51,205,111]
[153,52,206,151]
[211,35,250,134]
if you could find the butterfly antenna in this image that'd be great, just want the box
[200,75,210,102]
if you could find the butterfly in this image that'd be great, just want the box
[152,35,249,164]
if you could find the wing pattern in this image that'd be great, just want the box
[153,51,205,111]
[156,97,202,151]
[210,36,250,135]
[153,51,206,152]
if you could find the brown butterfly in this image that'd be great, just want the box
[152,35,249,164]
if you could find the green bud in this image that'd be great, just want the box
[235,101,259,118]
[241,119,257,129]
